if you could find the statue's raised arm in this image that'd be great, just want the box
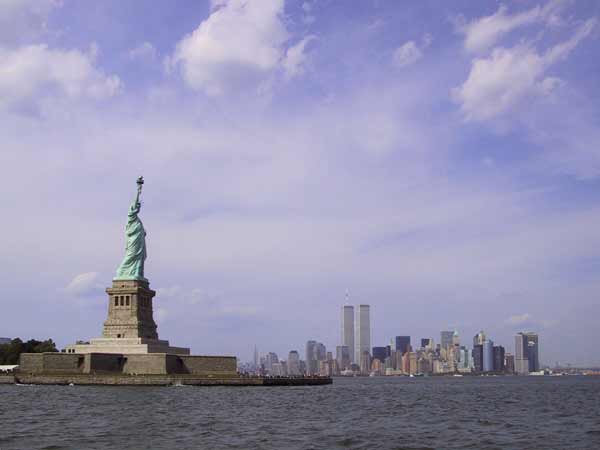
[114,176,147,281]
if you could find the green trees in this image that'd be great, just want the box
[0,338,58,365]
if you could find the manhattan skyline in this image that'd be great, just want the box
[1,0,600,366]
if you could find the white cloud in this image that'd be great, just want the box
[458,0,567,53]
[65,272,102,297]
[282,35,315,79]
[0,44,121,110]
[170,0,289,96]
[505,313,558,329]
[128,41,157,62]
[392,34,432,68]
[506,313,532,326]
[392,41,422,68]
[452,19,596,121]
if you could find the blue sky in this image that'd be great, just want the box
[1,0,600,366]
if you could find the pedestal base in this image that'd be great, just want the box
[66,338,190,355]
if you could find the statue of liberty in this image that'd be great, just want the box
[115,176,147,281]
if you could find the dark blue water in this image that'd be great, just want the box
[1,376,599,450]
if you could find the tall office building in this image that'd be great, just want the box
[336,345,351,370]
[482,340,494,372]
[514,333,530,375]
[472,344,483,372]
[395,336,411,354]
[441,331,454,349]
[421,338,431,349]
[505,353,515,374]
[288,350,300,375]
[524,332,540,372]
[306,340,318,375]
[473,330,486,347]
[493,345,505,372]
[355,305,371,363]
[372,346,388,363]
[316,342,327,362]
[341,305,355,363]
[452,331,460,347]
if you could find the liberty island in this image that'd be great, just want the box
[14,178,330,386]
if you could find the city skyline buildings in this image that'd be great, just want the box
[341,305,354,364]
[355,305,371,364]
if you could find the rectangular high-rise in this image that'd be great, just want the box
[395,336,411,354]
[355,305,371,363]
[440,331,454,349]
[524,332,540,372]
[341,305,355,363]
[514,333,529,375]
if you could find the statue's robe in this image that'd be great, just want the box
[115,203,146,280]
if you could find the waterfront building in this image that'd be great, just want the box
[395,336,411,354]
[505,353,515,374]
[316,342,327,362]
[319,360,332,377]
[483,340,494,372]
[473,330,486,347]
[306,340,318,375]
[271,361,287,376]
[393,350,403,370]
[360,350,371,375]
[384,356,394,372]
[452,330,460,347]
[371,358,383,375]
[355,305,371,363]
[336,345,351,370]
[409,352,418,375]
[372,346,388,364]
[524,332,540,372]
[441,331,454,349]
[493,346,505,372]
[472,344,483,372]
[341,305,355,363]
[265,352,279,373]
[400,352,409,373]
[288,350,300,376]
[515,333,530,375]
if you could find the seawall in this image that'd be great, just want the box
[14,374,332,386]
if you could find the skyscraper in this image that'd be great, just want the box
[355,304,371,363]
[483,340,494,372]
[306,340,318,375]
[341,305,355,363]
[395,336,411,354]
[441,331,454,349]
[472,344,483,372]
[288,350,300,376]
[514,333,530,375]
[524,332,540,372]
[336,345,350,370]
[493,345,505,372]
[473,330,486,347]
[372,346,388,363]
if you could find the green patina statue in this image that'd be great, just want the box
[115,176,147,281]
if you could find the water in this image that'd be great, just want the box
[1,376,599,450]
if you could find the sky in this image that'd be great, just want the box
[1,0,599,366]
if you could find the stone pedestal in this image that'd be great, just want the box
[104,279,158,339]
[66,279,189,356]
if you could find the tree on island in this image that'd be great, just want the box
[0,338,58,365]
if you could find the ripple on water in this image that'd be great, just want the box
[1,377,599,450]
